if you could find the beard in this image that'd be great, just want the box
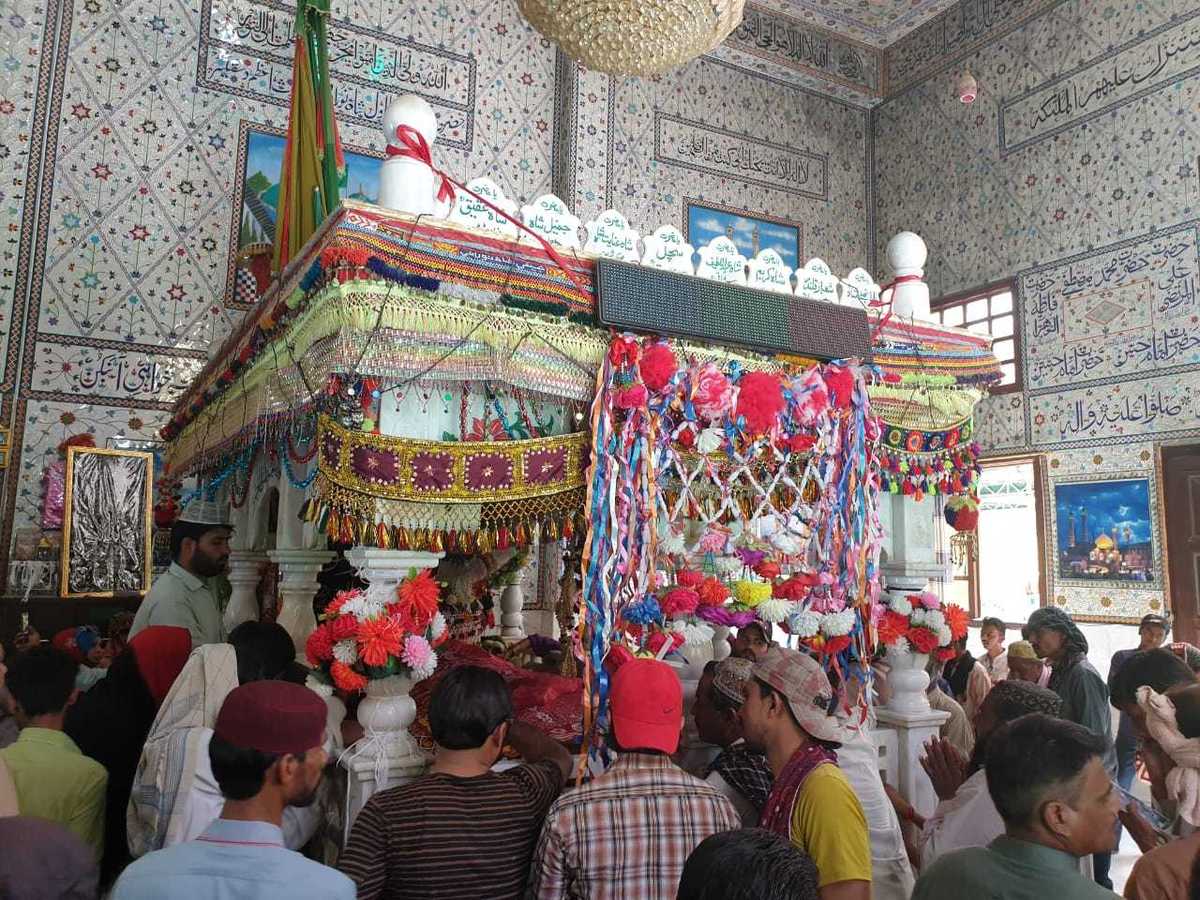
[192,549,228,577]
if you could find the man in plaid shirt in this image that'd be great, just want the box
[528,658,740,899]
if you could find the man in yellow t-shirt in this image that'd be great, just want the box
[739,648,871,900]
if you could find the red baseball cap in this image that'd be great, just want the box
[610,658,683,754]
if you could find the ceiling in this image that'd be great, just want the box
[752,0,962,47]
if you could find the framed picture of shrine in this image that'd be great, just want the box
[684,199,802,271]
[1053,476,1158,587]
[60,447,155,598]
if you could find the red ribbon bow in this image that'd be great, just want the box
[387,125,456,206]
[385,124,589,301]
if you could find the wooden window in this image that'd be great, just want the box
[931,281,1020,392]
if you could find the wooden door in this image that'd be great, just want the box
[1164,446,1200,644]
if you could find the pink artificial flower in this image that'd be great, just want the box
[912,591,941,610]
[614,383,648,409]
[402,634,435,672]
[698,528,728,554]
[693,363,733,422]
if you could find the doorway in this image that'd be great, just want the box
[1163,445,1200,644]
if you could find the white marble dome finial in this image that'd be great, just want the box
[384,95,437,148]
[886,231,927,275]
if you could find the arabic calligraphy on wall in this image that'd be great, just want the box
[30,341,205,404]
[1000,12,1200,154]
[1029,370,1199,446]
[653,114,828,200]
[725,4,881,97]
[199,0,476,149]
[887,0,1054,92]
[1021,224,1200,392]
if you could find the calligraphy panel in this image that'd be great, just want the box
[654,114,828,200]
[1029,370,1200,447]
[724,4,882,99]
[29,341,205,405]
[199,0,476,149]
[999,13,1200,155]
[1021,225,1200,391]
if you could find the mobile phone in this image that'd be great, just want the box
[1115,783,1171,832]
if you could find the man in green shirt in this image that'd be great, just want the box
[0,647,108,859]
[913,714,1120,900]
[130,500,232,647]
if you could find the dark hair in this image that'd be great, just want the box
[169,520,228,561]
[6,646,77,718]
[1169,684,1200,740]
[981,617,1005,636]
[1110,648,1196,709]
[984,713,1106,828]
[208,732,305,800]
[429,665,512,750]
[229,621,296,684]
[677,828,819,900]
[945,652,975,701]
[741,623,771,644]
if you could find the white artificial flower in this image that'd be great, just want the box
[769,531,803,555]
[430,611,448,640]
[937,625,953,646]
[304,674,333,698]
[912,609,945,632]
[661,530,688,555]
[333,639,359,665]
[889,595,913,616]
[820,609,857,637]
[756,597,797,624]
[788,610,821,638]
[715,556,743,576]
[890,636,912,656]
[696,427,724,454]
[340,587,388,621]
[411,650,438,681]
[673,620,715,647]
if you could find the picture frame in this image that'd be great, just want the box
[224,121,385,307]
[1052,476,1158,588]
[60,447,154,598]
[684,198,803,271]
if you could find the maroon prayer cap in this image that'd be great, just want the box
[214,681,326,755]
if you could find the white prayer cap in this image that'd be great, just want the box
[178,499,231,527]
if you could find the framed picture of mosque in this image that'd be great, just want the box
[684,200,802,271]
[1053,477,1157,586]
[59,447,154,598]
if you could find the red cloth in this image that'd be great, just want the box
[128,626,192,708]
[409,640,582,751]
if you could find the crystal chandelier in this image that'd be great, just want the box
[518,0,745,76]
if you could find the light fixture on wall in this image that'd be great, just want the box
[518,0,744,76]
[956,67,978,104]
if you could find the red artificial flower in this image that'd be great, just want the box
[660,587,700,617]
[676,425,695,450]
[876,611,910,645]
[330,660,368,693]
[943,603,970,641]
[398,570,440,629]
[821,635,852,656]
[773,575,814,601]
[614,383,648,409]
[787,434,818,453]
[640,342,678,392]
[328,613,359,642]
[357,615,404,667]
[908,627,940,654]
[824,367,856,409]
[736,372,786,434]
[605,642,635,674]
[324,589,357,616]
[676,570,704,589]
[608,336,640,368]
[935,645,959,662]
[305,624,334,665]
[753,560,781,580]
[697,577,730,607]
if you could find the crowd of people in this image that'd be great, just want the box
[2,501,1200,899]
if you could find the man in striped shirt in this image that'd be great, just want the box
[338,665,572,900]
[528,658,740,900]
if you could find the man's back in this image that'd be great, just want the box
[0,727,107,858]
[339,761,563,900]
[112,820,354,899]
[528,752,740,900]
[913,837,1117,900]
